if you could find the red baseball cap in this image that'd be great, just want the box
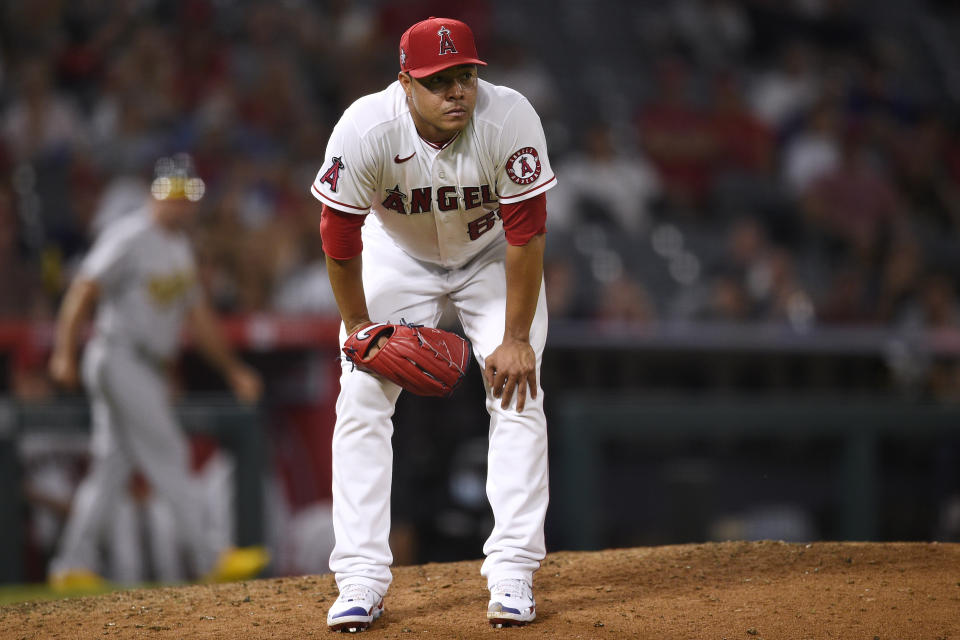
[399,17,487,79]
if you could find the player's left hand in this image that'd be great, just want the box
[227,363,263,405]
[484,339,537,412]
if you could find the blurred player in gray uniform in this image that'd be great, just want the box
[47,154,269,591]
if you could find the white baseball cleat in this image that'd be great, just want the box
[327,583,384,633]
[487,578,536,627]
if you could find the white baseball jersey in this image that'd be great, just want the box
[310,79,557,269]
[79,209,198,360]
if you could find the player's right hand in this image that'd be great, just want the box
[48,351,80,389]
[484,339,538,413]
[227,363,263,405]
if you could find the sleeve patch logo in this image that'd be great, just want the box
[319,156,345,192]
[506,147,541,185]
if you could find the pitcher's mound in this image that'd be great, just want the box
[2,541,958,639]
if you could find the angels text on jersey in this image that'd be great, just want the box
[311,80,557,267]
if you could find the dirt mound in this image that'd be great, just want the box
[2,541,958,639]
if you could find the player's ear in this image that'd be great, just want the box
[398,71,412,96]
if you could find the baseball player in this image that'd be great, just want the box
[312,17,555,631]
[47,154,269,591]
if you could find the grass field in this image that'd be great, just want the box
[0,582,157,606]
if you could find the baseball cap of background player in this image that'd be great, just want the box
[399,17,487,79]
[150,152,205,202]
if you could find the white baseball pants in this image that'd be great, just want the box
[329,230,550,596]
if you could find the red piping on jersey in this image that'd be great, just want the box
[312,183,370,212]
[320,205,366,260]
[501,193,547,246]
[419,130,460,150]
[500,175,557,203]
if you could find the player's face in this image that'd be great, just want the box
[400,65,478,143]
[153,198,198,229]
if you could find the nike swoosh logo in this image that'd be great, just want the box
[394,152,416,163]
[356,322,390,341]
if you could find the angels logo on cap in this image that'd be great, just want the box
[399,17,487,78]
[437,26,458,55]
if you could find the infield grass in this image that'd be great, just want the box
[0,582,159,606]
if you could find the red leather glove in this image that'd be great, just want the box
[343,321,470,397]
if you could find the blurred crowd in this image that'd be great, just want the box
[1,0,960,337]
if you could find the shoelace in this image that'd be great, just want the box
[340,583,375,602]
[491,579,531,599]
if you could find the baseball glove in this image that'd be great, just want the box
[343,320,470,397]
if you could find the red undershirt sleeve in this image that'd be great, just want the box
[500,193,547,246]
[319,205,367,260]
